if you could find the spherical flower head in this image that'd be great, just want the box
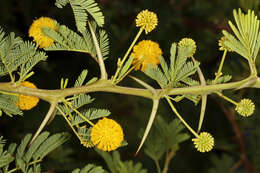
[178,38,197,57]
[131,40,162,71]
[136,10,158,34]
[90,117,124,152]
[192,132,214,153]
[29,17,57,48]
[235,99,255,117]
[218,36,233,52]
[17,81,39,110]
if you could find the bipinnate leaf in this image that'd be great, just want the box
[0,132,70,172]
[16,134,32,159]
[27,164,41,173]
[72,108,110,126]
[55,0,104,32]
[71,94,94,109]
[24,132,50,163]
[143,128,165,161]
[143,115,190,162]
[74,69,88,87]
[209,154,235,173]
[0,94,23,117]
[95,149,117,173]
[43,25,91,54]
[99,29,109,60]
[0,150,14,168]
[33,132,70,160]
[144,64,168,88]
[223,9,260,61]
[145,41,201,89]
[0,27,47,82]
[96,150,147,173]
[158,55,170,81]
[72,164,105,173]
[118,55,134,80]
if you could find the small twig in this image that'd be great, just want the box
[154,160,162,173]
[112,28,143,83]
[229,159,243,173]
[162,150,176,173]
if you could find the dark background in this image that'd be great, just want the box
[0,0,260,172]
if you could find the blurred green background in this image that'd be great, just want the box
[0,0,260,172]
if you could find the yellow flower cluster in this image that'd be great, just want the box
[192,132,214,153]
[136,10,158,34]
[218,36,233,52]
[235,99,255,117]
[178,38,197,57]
[29,17,57,48]
[17,81,39,110]
[90,117,124,152]
[131,40,162,71]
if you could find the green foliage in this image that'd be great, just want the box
[207,75,232,85]
[58,70,110,124]
[208,154,235,173]
[44,21,109,61]
[55,0,104,32]
[72,164,105,173]
[117,55,134,81]
[57,69,111,149]
[144,43,200,89]
[142,115,190,162]
[0,136,14,169]
[72,108,110,125]
[0,132,70,173]
[1,0,260,172]
[73,69,98,87]
[0,94,22,117]
[96,150,147,173]
[98,29,110,60]
[0,27,47,81]
[74,69,89,87]
[43,24,95,56]
[222,9,260,61]
[144,64,168,88]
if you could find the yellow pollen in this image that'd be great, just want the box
[131,40,162,71]
[17,81,39,110]
[136,10,158,34]
[90,117,124,152]
[29,17,57,48]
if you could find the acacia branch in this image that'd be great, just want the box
[0,76,259,103]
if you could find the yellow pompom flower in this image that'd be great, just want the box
[90,117,124,152]
[131,40,162,71]
[178,38,197,57]
[29,17,57,48]
[17,81,39,110]
[235,99,255,117]
[192,132,214,153]
[218,36,233,52]
[136,9,158,34]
